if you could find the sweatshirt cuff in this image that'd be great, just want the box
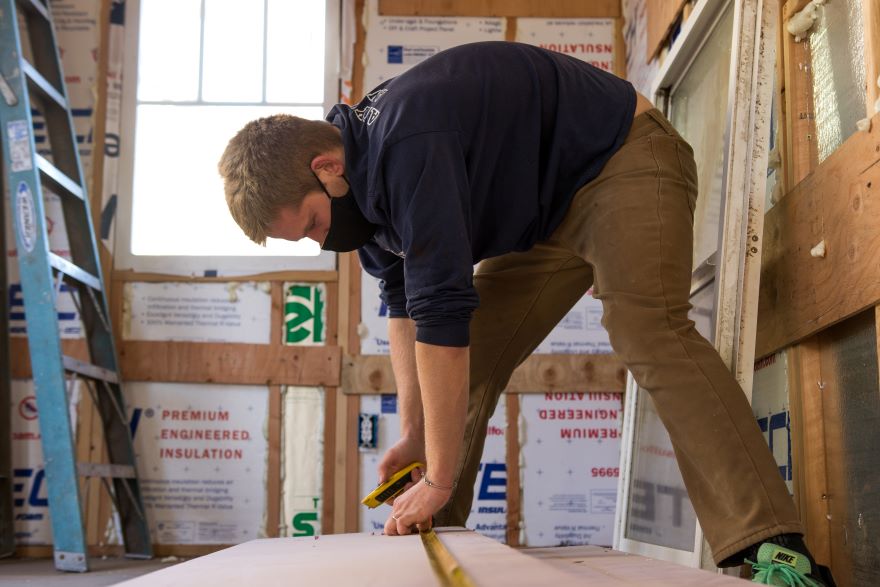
[415,321,470,347]
[387,305,409,319]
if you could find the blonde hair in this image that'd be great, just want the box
[218,114,341,244]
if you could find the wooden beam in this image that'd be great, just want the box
[266,385,282,538]
[781,1,818,189]
[865,0,880,118]
[756,111,880,357]
[645,0,687,63]
[10,338,90,378]
[505,395,521,547]
[351,0,367,103]
[119,342,341,386]
[112,270,338,284]
[342,354,626,395]
[787,340,831,567]
[614,18,625,78]
[91,0,114,290]
[321,387,337,534]
[344,394,361,533]
[378,0,620,18]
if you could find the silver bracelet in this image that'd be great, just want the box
[423,475,456,491]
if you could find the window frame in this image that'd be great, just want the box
[614,0,778,570]
[116,0,340,274]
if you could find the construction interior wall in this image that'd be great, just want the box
[624,0,880,582]
[5,1,879,584]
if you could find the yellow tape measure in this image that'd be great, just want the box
[420,529,477,587]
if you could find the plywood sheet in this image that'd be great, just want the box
[343,354,625,394]
[756,111,880,356]
[118,529,746,586]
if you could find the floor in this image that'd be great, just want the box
[0,556,183,586]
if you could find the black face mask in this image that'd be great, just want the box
[313,172,377,252]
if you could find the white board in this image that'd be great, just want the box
[534,292,611,354]
[515,18,615,73]
[362,0,505,92]
[520,392,622,546]
[360,273,611,355]
[124,383,269,544]
[358,394,508,540]
[123,282,271,344]
[752,352,792,494]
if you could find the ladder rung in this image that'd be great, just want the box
[77,463,135,479]
[49,253,102,292]
[22,60,66,110]
[62,355,119,384]
[16,0,51,21]
[37,154,84,200]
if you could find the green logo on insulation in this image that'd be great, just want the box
[285,284,325,344]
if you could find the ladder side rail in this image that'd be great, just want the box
[0,0,88,570]
[0,159,15,559]
[24,3,120,372]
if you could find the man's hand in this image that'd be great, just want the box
[377,436,426,486]
[384,478,452,535]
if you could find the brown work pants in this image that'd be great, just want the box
[433,109,803,565]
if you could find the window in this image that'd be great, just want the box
[118,0,339,272]
[615,0,779,569]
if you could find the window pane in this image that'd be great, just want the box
[131,105,325,256]
[624,388,698,550]
[266,0,326,103]
[137,0,201,101]
[623,282,714,550]
[809,0,866,163]
[669,3,734,268]
[202,0,265,102]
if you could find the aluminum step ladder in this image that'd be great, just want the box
[0,0,151,571]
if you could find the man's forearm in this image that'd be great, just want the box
[388,318,424,441]
[415,342,469,487]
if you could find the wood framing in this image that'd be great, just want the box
[787,340,831,567]
[378,0,620,18]
[344,395,361,533]
[505,395,521,547]
[781,1,818,188]
[112,270,338,284]
[756,111,880,357]
[865,0,880,117]
[10,338,89,378]
[341,354,626,395]
[321,387,337,534]
[645,0,687,63]
[91,0,114,288]
[266,385,282,538]
[118,342,341,386]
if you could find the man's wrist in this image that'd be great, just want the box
[423,474,455,492]
[400,420,425,443]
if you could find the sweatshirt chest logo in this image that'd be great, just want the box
[351,89,387,126]
[353,106,380,125]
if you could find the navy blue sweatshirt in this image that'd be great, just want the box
[326,42,636,347]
